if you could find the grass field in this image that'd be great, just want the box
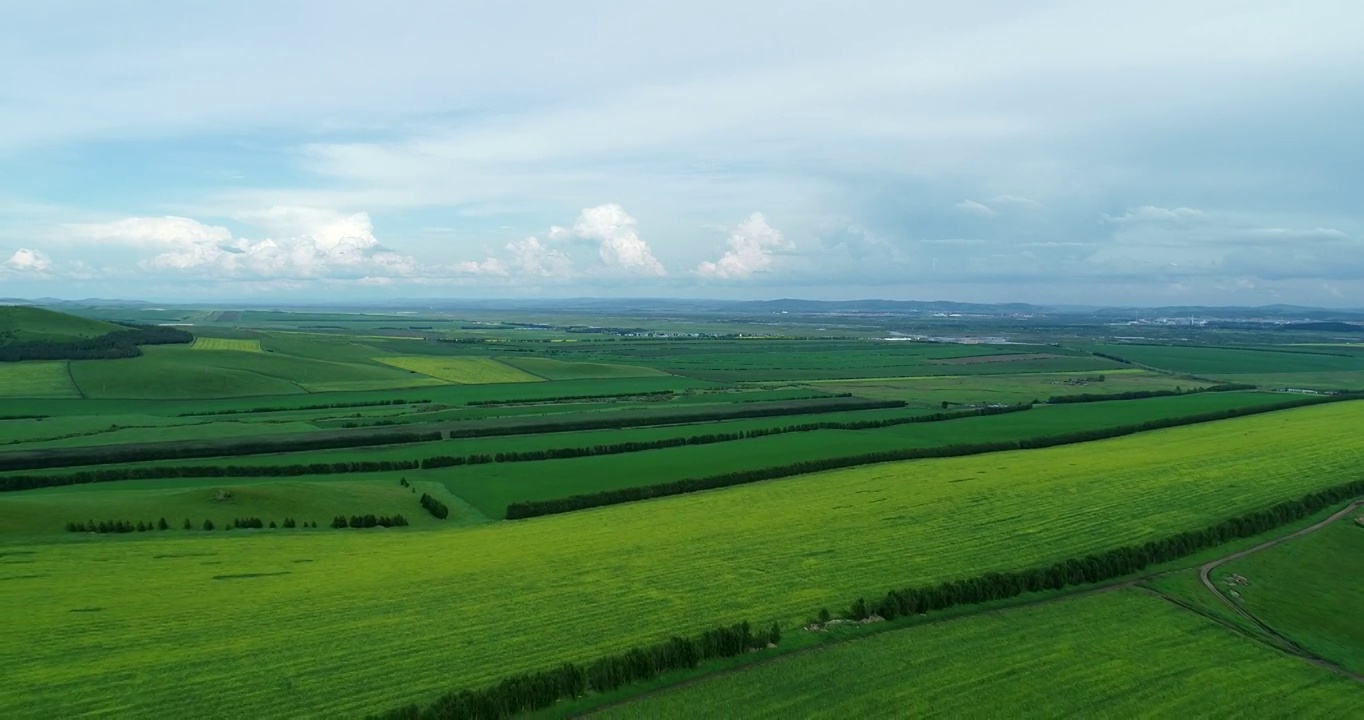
[375,356,544,384]
[804,369,1211,407]
[498,356,669,380]
[0,479,469,538]
[1093,343,1364,376]
[3,402,1361,717]
[0,362,80,398]
[1215,519,1364,672]
[595,590,1364,718]
[0,306,122,344]
[189,337,262,352]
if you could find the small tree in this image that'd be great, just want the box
[817,608,831,624]
[157,517,169,531]
[183,518,192,530]
[202,519,215,531]
[268,520,277,529]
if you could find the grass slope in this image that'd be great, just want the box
[594,590,1364,718]
[0,362,80,398]
[2,402,1361,717]
[0,306,122,344]
[1217,520,1364,672]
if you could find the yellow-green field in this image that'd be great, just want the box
[189,337,262,352]
[0,361,80,398]
[599,590,1364,718]
[3,402,1362,718]
[374,356,543,384]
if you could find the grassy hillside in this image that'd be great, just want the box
[597,591,1364,718]
[0,306,123,344]
[3,402,1361,718]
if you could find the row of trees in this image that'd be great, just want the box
[0,325,192,362]
[425,404,1030,470]
[420,493,450,520]
[0,430,443,474]
[505,395,1348,519]
[1046,383,1257,404]
[465,390,676,407]
[375,621,780,720]
[66,517,319,532]
[3,460,425,492]
[179,398,432,417]
[447,398,906,439]
[330,514,410,528]
[835,479,1364,625]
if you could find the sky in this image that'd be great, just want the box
[1,0,1362,307]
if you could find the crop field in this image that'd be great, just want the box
[1214,519,1364,672]
[4,402,1362,717]
[189,337,262,352]
[596,590,1364,718]
[1093,343,1364,376]
[375,356,545,384]
[803,369,1211,407]
[0,362,80,398]
[498,356,669,380]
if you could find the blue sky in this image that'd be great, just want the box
[2,0,1362,306]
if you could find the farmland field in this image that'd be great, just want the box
[595,590,1364,718]
[803,369,1211,407]
[3,401,1362,717]
[375,356,545,384]
[1092,343,1364,376]
[0,362,80,398]
[189,337,262,352]
[498,356,669,380]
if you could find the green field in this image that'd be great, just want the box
[499,356,669,380]
[0,306,122,343]
[189,337,262,352]
[804,369,1211,407]
[0,362,80,398]
[3,402,1361,717]
[375,356,544,384]
[1094,343,1364,376]
[596,590,1364,718]
[1215,519,1364,672]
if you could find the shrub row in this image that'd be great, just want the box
[1,460,424,492]
[835,479,1364,625]
[420,493,449,520]
[329,514,409,529]
[373,621,780,720]
[179,399,432,417]
[67,517,319,533]
[424,404,1029,469]
[1046,383,1257,404]
[0,430,443,474]
[0,325,192,362]
[446,399,907,439]
[505,395,1350,519]
[465,390,676,407]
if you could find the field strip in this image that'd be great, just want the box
[373,356,543,384]
[797,369,1147,383]
[189,338,262,352]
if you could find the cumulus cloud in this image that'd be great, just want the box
[569,204,666,276]
[954,199,998,218]
[4,248,52,273]
[63,209,415,279]
[1102,206,1205,225]
[697,212,791,279]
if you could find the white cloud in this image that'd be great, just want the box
[1102,206,1205,225]
[570,204,666,276]
[505,237,575,278]
[954,200,997,218]
[4,248,51,273]
[697,212,790,279]
[63,209,415,279]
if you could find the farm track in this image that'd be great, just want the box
[579,501,1364,717]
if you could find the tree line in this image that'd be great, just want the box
[178,398,432,417]
[420,493,450,520]
[0,325,192,362]
[0,430,443,473]
[330,514,410,528]
[1046,383,1257,404]
[424,404,1030,470]
[2,460,424,492]
[447,399,907,439]
[505,395,1351,519]
[373,621,780,720]
[831,479,1364,626]
[465,390,676,407]
[67,516,319,533]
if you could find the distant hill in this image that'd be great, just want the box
[0,306,124,345]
